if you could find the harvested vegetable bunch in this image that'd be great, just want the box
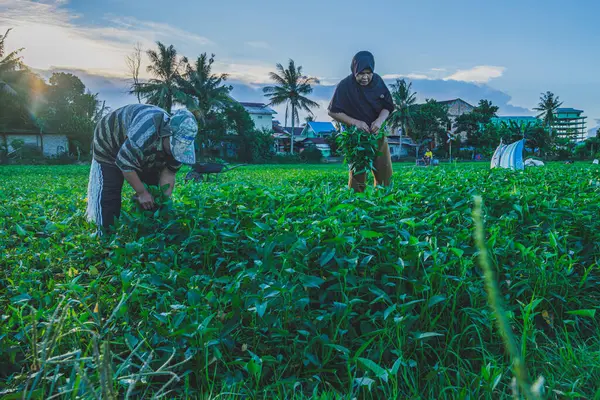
[336,123,387,175]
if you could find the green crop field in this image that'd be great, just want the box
[1,163,600,399]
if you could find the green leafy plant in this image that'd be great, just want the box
[1,163,600,399]
[336,123,387,175]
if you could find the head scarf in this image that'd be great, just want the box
[328,51,394,126]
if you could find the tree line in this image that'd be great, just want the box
[2,27,598,164]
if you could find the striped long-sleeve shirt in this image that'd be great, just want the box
[92,104,182,173]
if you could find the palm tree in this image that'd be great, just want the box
[263,59,319,154]
[133,42,187,113]
[177,53,233,123]
[388,78,417,156]
[534,91,562,137]
[0,28,24,96]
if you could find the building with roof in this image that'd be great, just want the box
[275,121,337,156]
[552,108,587,142]
[283,126,305,137]
[431,98,475,145]
[387,136,418,159]
[437,98,475,118]
[300,121,337,138]
[1,128,69,157]
[238,102,277,131]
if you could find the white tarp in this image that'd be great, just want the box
[491,139,525,170]
[593,159,599,165]
[524,158,545,167]
[490,140,506,169]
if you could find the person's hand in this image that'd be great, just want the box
[136,190,155,210]
[370,118,384,134]
[353,120,370,132]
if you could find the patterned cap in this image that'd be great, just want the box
[168,109,198,165]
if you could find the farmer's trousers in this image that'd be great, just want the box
[86,160,160,230]
[348,137,393,192]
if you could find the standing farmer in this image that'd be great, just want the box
[86,104,197,230]
[328,51,394,192]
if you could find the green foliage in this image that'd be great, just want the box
[336,125,386,174]
[263,59,320,154]
[410,99,449,156]
[237,128,275,163]
[177,53,233,123]
[39,72,102,154]
[299,145,323,163]
[2,163,600,399]
[534,91,563,131]
[0,28,24,95]
[455,100,499,151]
[0,31,104,160]
[134,41,187,113]
[388,78,417,137]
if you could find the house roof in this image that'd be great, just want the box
[307,121,336,134]
[437,98,474,108]
[284,127,305,136]
[272,121,288,134]
[556,108,584,114]
[239,102,277,115]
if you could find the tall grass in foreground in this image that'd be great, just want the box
[473,196,544,399]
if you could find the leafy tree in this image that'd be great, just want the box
[587,130,600,158]
[525,125,551,157]
[0,28,24,96]
[388,78,417,155]
[263,59,319,154]
[178,53,233,123]
[0,28,39,132]
[238,128,275,163]
[534,91,562,136]
[134,42,187,113]
[473,99,498,124]
[455,113,481,147]
[455,99,499,150]
[410,99,449,158]
[40,73,102,155]
[199,101,256,161]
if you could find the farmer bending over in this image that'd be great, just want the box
[86,104,197,230]
[328,51,394,192]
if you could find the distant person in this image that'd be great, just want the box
[86,104,198,231]
[328,51,394,192]
[425,149,433,165]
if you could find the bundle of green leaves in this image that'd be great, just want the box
[336,124,387,175]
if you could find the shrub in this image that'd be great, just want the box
[299,146,323,163]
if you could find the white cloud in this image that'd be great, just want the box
[382,73,430,80]
[215,62,275,84]
[245,41,270,49]
[315,77,340,86]
[0,0,214,78]
[430,68,446,72]
[444,65,506,83]
[0,1,277,85]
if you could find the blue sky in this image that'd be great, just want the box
[1,0,599,132]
